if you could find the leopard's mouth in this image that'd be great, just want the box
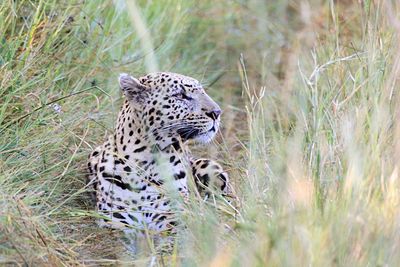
[176,122,218,143]
[177,128,201,140]
[194,129,217,143]
[209,119,220,133]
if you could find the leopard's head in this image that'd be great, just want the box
[119,72,222,148]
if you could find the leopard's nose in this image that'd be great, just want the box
[205,109,222,120]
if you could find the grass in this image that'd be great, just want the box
[1,0,400,266]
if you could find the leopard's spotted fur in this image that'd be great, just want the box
[87,72,229,233]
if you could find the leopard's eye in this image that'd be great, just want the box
[173,92,193,101]
[181,93,193,101]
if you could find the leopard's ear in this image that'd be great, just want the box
[119,73,149,103]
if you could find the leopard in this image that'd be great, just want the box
[87,72,230,234]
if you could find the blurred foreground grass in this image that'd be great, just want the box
[1,0,400,266]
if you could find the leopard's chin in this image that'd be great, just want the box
[193,127,218,144]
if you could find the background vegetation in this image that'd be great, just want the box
[1,0,400,266]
